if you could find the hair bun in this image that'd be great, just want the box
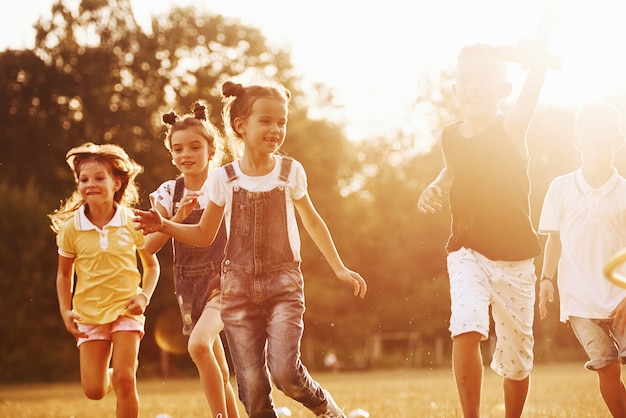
[192,102,208,121]
[222,81,246,98]
[162,112,178,125]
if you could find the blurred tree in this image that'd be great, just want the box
[3,0,621,382]
[0,0,350,382]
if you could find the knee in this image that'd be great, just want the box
[111,369,136,395]
[83,385,106,400]
[269,361,301,394]
[188,338,211,362]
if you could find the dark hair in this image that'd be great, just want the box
[221,80,291,144]
[161,101,221,154]
[48,142,143,233]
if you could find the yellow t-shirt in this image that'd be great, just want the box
[57,204,147,325]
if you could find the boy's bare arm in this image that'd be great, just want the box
[505,0,565,154]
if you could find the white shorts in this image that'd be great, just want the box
[447,247,536,380]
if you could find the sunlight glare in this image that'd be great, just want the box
[543,0,626,105]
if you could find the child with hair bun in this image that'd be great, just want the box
[135,81,367,418]
[145,102,239,418]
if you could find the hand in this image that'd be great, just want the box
[60,309,87,339]
[172,192,201,223]
[417,184,444,214]
[134,208,164,235]
[336,268,367,298]
[538,279,555,320]
[124,294,148,315]
[610,297,626,336]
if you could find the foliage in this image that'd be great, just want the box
[0,180,78,382]
[3,0,626,384]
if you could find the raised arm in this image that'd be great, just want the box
[504,58,550,157]
[504,0,564,155]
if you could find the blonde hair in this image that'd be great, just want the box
[48,142,143,233]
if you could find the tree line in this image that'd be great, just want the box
[2,0,626,383]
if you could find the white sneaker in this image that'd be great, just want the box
[316,390,346,418]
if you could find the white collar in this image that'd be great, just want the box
[575,167,620,195]
[76,204,124,231]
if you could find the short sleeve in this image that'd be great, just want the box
[290,159,308,201]
[56,219,76,258]
[538,179,563,234]
[149,180,176,218]
[207,167,228,207]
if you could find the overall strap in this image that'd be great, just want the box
[278,156,293,182]
[224,163,238,183]
[172,176,186,215]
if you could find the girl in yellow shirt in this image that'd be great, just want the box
[49,142,160,418]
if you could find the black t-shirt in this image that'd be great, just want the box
[441,117,541,261]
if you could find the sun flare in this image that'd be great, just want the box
[541,1,626,106]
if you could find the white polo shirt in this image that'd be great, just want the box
[538,168,626,322]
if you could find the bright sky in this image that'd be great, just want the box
[3,1,626,143]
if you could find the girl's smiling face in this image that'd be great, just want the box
[236,97,288,154]
[170,128,213,176]
[77,161,120,207]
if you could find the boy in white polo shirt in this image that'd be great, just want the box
[538,102,626,417]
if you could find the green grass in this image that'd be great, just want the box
[0,363,611,417]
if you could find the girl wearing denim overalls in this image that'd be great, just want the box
[135,81,367,418]
[144,103,239,418]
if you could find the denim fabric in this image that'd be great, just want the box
[224,171,293,275]
[173,260,222,335]
[221,158,326,418]
[172,177,227,335]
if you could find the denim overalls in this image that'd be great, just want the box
[220,157,327,418]
[172,177,227,335]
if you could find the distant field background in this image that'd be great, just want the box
[0,363,611,418]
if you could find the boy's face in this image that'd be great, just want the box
[453,55,510,119]
[575,111,623,163]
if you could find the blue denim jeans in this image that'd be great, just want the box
[173,260,221,335]
[221,263,325,418]
[172,183,227,335]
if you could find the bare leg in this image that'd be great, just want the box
[503,376,529,418]
[597,362,626,418]
[452,332,483,418]
[213,334,240,418]
[79,340,113,400]
[189,308,239,417]
[110,331,141,418]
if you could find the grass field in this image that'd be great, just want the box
[0,363,611,417]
